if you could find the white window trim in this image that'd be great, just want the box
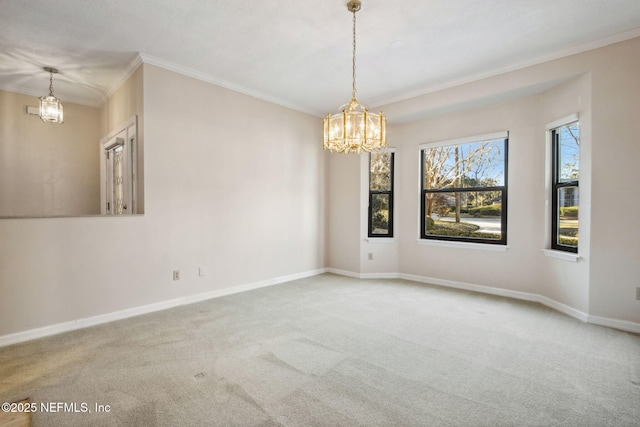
[544,113,580,254]
[365,237,397,244]
[542,249,580,262]
[419,131,508,150]
[416,239,509,251]
[545,113,579,131]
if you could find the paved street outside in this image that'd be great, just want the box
[437,216,502,234]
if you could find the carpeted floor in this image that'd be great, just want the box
[1,273,639,426]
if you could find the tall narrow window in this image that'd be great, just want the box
[551,122,579,252]
[368,151,394,237]
[420,133,508,245]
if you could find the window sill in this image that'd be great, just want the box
[416,239,508,252]
[542,249,580,262]
[365,237,397,244]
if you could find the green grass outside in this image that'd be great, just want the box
[427,219,500,239]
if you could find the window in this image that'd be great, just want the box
[368,151,394,237]
[420,133,508,245]
[551,121,579,252]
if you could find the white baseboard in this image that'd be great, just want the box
[588,314,640,334]
[398,273,541,303]
[325,268,361,279]
[0,268,327,348]
[360,272,401,280]
[3,267,637,347]
[328,269,639,334]
[537,295,589,322]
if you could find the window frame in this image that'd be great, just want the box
[550,121,579,253]
[368,151,395,238]
[419,132,508,246]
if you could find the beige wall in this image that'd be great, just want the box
[1,36,639,341]
[0,64,325,339]
[326,153,361,273]
[389,79,590,305]
[327,36,640,326]
[588,39,640,322]
[143,64,325,287]
[0,90,101,217]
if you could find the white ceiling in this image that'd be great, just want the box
[2,0,640,120]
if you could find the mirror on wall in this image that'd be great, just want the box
[0,89,143,218]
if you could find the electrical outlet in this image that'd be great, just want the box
[636,287,640,301]
[368,253,373,260]
[173,270,180,281]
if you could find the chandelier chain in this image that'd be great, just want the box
[351,8,357,100]
[49,72,54,96]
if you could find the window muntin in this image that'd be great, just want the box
[551,122,579,252]
[368,152,394,237]
[420,135,508,245]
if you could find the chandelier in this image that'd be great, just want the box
[39,67,64,124]
[323,0,386,154]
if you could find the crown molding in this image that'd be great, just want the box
[373,27,640,109]
[138,53,318,116]
[100,53,145,106]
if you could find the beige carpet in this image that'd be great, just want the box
[1,274,639,426]
[0,399,30,427]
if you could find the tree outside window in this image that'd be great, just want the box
[420,135,508,244]
[368,152,394,237]
[552,122,579,252]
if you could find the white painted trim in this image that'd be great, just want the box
[542,249,580,262]
[359,272,400,280]
[588,314,640,334]
[372,27,640,110]
[327,269,639,334]
[325,268,361,279]
[0,268,326,348]
[399,273,539,301]
[139,53,317,116]
[416,239,509,252]
[5,268,636,347]
[419,131,508,150]
[365,237,397,244]
[537,295,589,322]
[100,54,144,107]
[546,113,579,130]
